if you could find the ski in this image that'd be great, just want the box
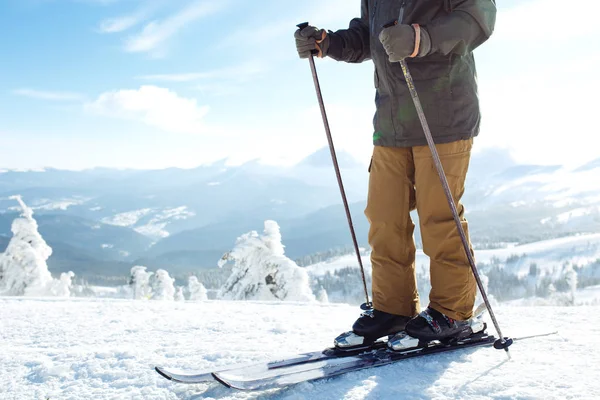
[155,340,389,384]
[213,332,496,391]
[156,303,493,385]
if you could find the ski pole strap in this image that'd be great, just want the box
[316,30,327,58]
[410,24,421,58]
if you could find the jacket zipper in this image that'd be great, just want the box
[398,0,407,24]
[391,0,407,139]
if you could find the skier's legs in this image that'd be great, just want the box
[413,139,476,320]
[364,145,419,317]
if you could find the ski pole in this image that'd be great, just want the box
[395,56,512,355]
[297,22,372,310]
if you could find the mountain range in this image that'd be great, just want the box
[1,147,599,281]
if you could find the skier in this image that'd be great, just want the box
[295,0,497,344]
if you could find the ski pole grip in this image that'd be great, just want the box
[296,22,320,56]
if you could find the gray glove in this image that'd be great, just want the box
[379,24,432,62]
[294,25,330,59]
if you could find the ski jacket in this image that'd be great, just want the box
[326,0,497,147]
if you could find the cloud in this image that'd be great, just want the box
[85,85,209,134]
[124,0,227,54]
[12,89,85,101]
[136,61,269,83]
[99,15,144,34]
[97,2,164,34]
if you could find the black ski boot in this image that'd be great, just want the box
[353,309,411,338]
[335,309,411,349]
[405,307,479,343]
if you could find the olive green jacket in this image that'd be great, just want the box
[327,0,497,147]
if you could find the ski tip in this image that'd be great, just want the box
[155,367,173,381]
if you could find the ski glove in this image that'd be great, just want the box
[379,23,432,62]
[294,25,329,59]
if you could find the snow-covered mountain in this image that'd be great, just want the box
[1,148,599,280]
[1,296,598,399]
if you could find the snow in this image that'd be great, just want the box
[219,221,315,302]
[151,269,176,301]
[0,196,73,297]
[1,297,598,399]
[134,206,195,239]
[101,207,195,239]
[307,233,600,278]
[29,197,89,211]
[187,276,208,301]
[102,208,153,227]
[577,285,600,305]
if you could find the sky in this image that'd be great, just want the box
[0,0,599,171]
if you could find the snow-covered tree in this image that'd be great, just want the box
[316,286,329,303]
[174,286,185,302]
[0,196,73,296]
[564,264,578,303]
[188,276,208,301]
[130,266,153,300]
[218,220,315,302]
[151,269,175,301]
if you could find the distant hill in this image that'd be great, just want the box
[1,147,599,280]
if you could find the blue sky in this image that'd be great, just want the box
[1,0,599,170]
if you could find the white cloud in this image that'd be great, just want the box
[97,2,164,34]
[13,89,84,101]
[85,85,209,134]
[99,15,144,34]
[124,0,226,54]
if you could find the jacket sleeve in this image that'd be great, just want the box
[326,0,371,63]
[426,0,497,56]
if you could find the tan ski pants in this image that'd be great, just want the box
[365,139,476,321]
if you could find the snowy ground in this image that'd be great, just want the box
[1,298,599,400]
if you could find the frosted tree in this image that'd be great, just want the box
[316,286,329,303]
[188,276,208,301]
[151,269,175,301]
[0,196,73,296]
[218,220,315,302]
[563,263,578,305]
[130,266,153,300]
[49,271,75,297]
[174,286,185,302]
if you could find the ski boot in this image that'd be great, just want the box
[388,306,486,351]
[335,307,411,350]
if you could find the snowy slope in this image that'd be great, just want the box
[1,297,599,400]
[307,233,600,277]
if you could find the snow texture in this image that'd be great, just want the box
[0,297,598,399]
[0,196,73,297]
[219,221,315,302]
